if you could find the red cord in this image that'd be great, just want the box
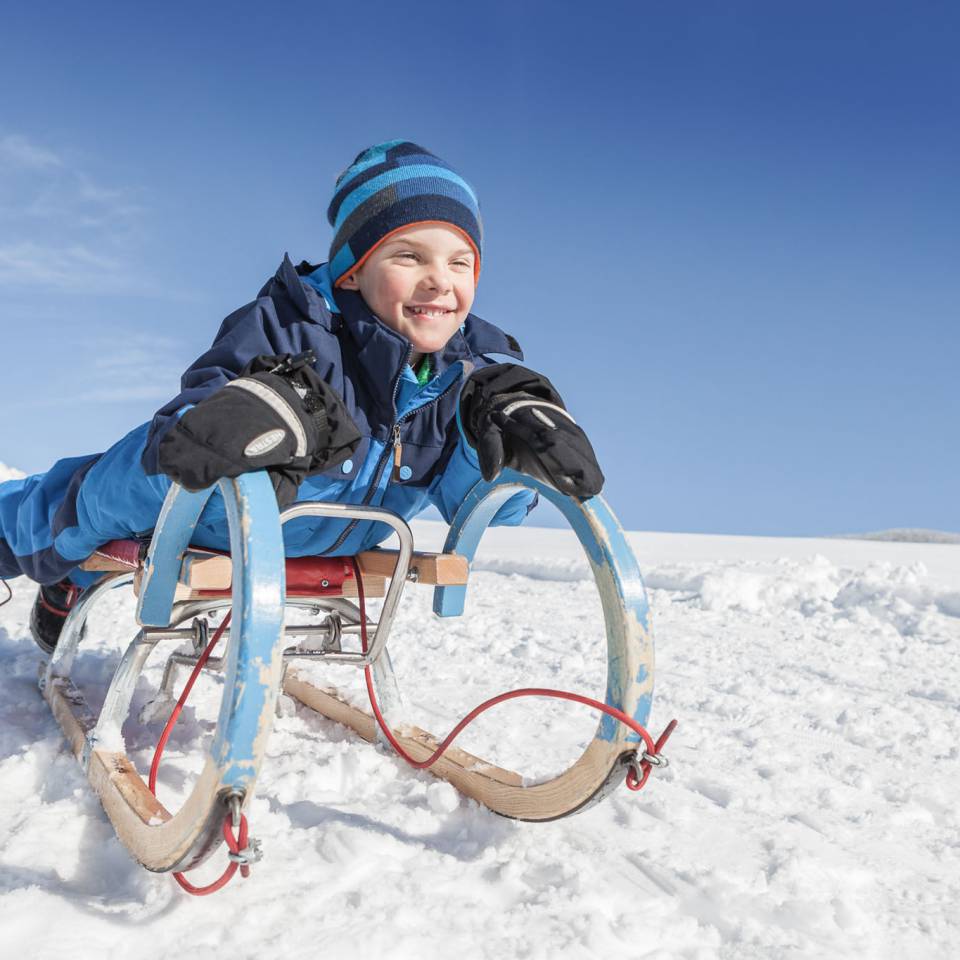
[172,815,250,896]
[148,611,254,895]
[349,558,676,788]
[625,718,678,790]
[149,611,231,794]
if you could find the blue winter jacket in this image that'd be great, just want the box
[0,256,534,585]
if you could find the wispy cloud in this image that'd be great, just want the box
[5,331,188,409]
[0,134,63,170]
[84,331,186,402]
[0,132,149,293]
[0,241,126,292]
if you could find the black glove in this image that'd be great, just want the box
[158,351,362,507]
[459,364,604,499]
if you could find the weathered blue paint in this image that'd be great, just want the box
[137,483,215,626]
[631,692,653,732]
[209,474,286,792]
[433,477,525,617]
[435,468,655,745]
[137,473,286,797]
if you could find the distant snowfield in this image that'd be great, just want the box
[0,516,958,959]
[847,528,960,544]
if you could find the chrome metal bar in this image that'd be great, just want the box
[152,606,367,703]
[159,652,226,699]
[91,628,163,754]
[168,595,362,627]
[279,502,413,666]
[141,626,201,642]
[287,622,362,637]
[158,643,352,677]
[145,619,357,644]
[46,573,134,684]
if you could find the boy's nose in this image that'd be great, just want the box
[422,265,452,293]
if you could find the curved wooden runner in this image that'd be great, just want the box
[42,473,286,872]
[283,469,656,822]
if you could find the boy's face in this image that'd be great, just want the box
[339,223,477,357]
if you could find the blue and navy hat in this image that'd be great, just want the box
[327,140,483,287]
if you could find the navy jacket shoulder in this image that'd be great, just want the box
[141,255,523,475]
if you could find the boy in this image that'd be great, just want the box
[0,141,603,651]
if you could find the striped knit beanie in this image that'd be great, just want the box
[327,140,483,287]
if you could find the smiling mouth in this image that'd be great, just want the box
[404,305,454,319]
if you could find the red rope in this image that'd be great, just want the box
[172,815,251,896]
[350,558,676,789]
[148,610,254,895]
[625,718,678,790]
[148,611,231,794]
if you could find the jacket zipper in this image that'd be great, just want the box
[317,352,465,555]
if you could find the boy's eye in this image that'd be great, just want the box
[397,252,419,261]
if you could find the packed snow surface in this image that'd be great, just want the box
[1,520,958,959]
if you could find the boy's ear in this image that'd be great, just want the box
[339,272,360,290]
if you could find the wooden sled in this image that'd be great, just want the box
[41,469,655,874]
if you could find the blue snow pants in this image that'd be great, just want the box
[0,424,168,588]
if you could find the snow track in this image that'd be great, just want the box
[0,521,957,958]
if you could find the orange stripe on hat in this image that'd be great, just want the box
[333,221,482,288]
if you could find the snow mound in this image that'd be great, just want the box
[647,554,960,639]
[0,462,26,482]
[463,531,960,643]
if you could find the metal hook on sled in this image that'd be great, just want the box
[223,792,262,867]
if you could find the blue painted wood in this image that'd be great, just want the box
[137,483,215,627]
[434,468,655,739]
[210,473,286,794]
[433,481,523,618]
[137,474,286,797]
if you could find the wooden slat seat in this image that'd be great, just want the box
[80,538,468,601]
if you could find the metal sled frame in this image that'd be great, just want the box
[41,468,654,873]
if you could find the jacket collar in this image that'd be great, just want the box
[259,254,333,326]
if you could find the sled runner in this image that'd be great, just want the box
[39,469,665,885]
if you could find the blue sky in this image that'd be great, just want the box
[1,1,957,536]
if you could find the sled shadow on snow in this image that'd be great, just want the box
[271,795,517,862]
[0,628,183,919]
[0,796,182,924]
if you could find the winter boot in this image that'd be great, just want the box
[29,578,83,654]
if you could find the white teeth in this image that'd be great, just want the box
[410,306,450,317]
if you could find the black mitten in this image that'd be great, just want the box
[158,351,361,506]
[459,364,604,499]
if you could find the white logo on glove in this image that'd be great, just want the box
[244,429,287,458]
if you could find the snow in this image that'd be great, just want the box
[1,517,959,958]
[0,462,26,482]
